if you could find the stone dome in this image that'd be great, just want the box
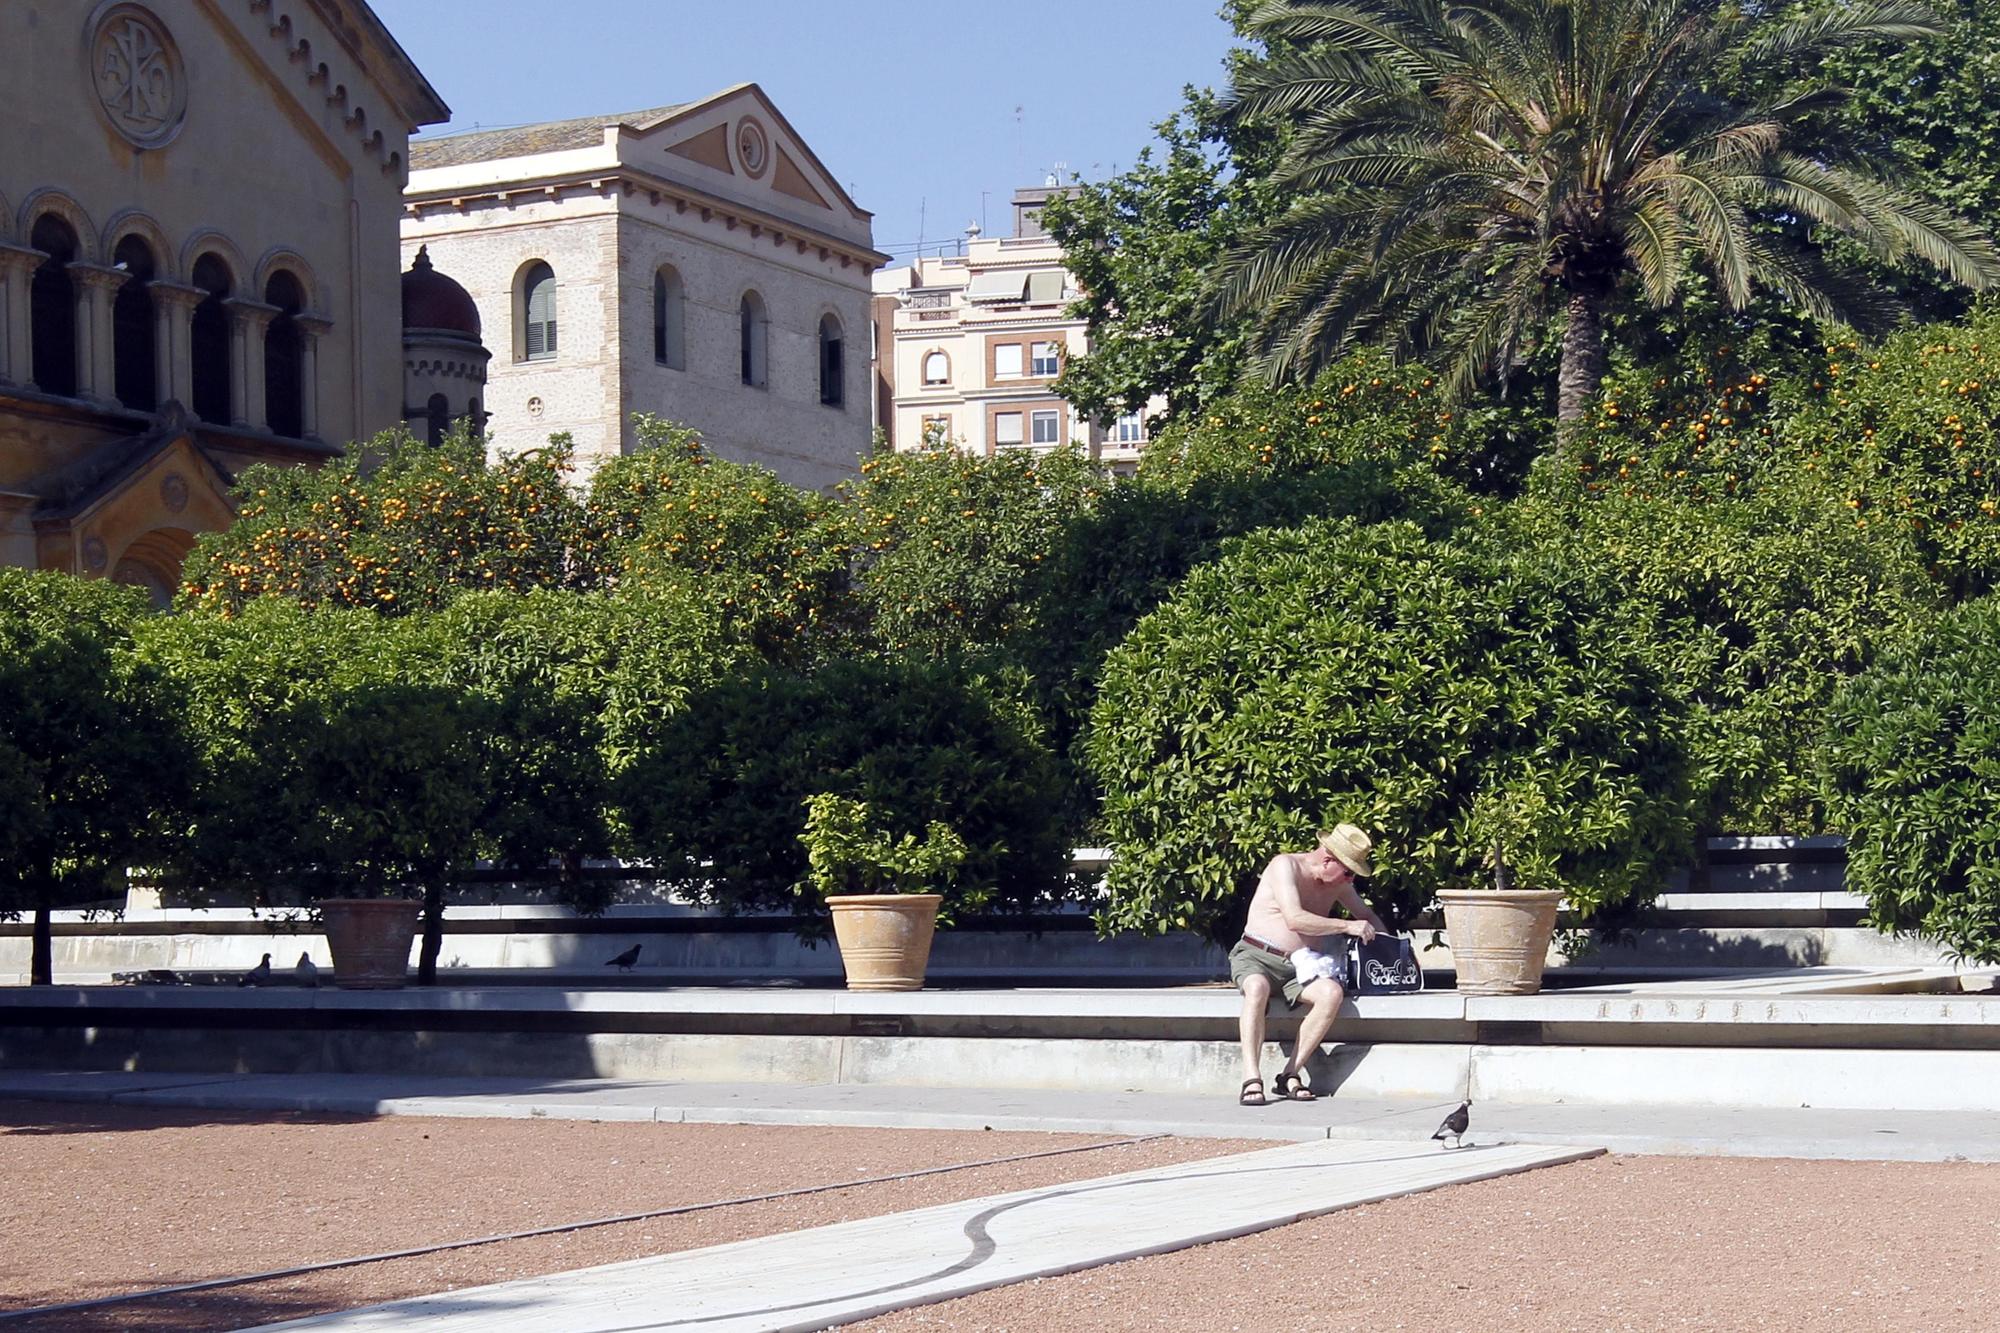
[401,245,481,338]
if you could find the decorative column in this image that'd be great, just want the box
[224,297,279,430]
[294,312,333,441]
[67,261,129,406]
[0,244,43,386]
[148,280,206,412]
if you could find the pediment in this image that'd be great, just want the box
[32,406,234,530]
[638,84,868,224]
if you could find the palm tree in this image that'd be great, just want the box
[1214,0,2000,435]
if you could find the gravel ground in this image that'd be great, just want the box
[8,1101,1996,1333]
[0,1100,1268,1332]
[842,1153,2000,1332]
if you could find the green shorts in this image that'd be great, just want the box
[1228,937,1347,1008]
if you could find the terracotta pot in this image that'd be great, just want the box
[825,894,942,992]
[318,898,421,990]
[1437,888,1564,995]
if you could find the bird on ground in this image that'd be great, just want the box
[295,953,320,988]
[1433,1100,1471,1149]
[605,943,642,972]
[238,954,272,987]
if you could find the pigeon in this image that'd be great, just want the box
[605,943,642,972]
[295,953,320,988]
[1432,1100,1471,1149]
[238,953,272,987]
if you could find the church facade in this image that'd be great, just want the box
[401,85,887,490]
[0,0,449,599]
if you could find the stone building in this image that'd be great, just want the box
[0,1,450,598]
[401,84,887,490]
[871,184,1155,472]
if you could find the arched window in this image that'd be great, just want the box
[921,349,949,386]
[189,253,232,423]
[738,291,767,388]
[426,392,450,446]
[653,267,685,370]
[111,235,158,411]
[28,215,79,399]
[521,261,557,360]
[263,271,305,438]
[818,314,844,408]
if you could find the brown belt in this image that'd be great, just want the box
[1240,933,1291,959]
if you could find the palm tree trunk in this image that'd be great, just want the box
[1557,287,1610,447]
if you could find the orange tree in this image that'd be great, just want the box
[178,428,584,616]
[1,571,192,984]
[836,442,1102,661]
[1561,304,2000,599]
[578,415,855,665]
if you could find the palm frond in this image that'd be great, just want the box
[1730,0,1944,70]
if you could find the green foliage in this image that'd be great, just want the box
[799,793,972,903]
[618,659,1068,931]
[1567,308,2000,599]
[1822,597,2000,963]
[138,601,611,977]
[1136,353,1536,497]
[1042,89,1280,425]
[1086,520,1695,941]
[840,444,1103,659]
[1773,0,2000,320]
[1491,488,1937,834]
[178,430,583,616]
[1030,363,1483,753]
[0,571,192,982]
[431,587,756,777]
[1214,0,2000,426]
[580,416,854,663]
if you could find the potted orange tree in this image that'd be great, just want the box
[799,792,974,991]
[1434,790,1567,995]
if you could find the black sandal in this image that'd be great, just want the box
[1272,1071,1314,1101]
[1239,1077,1268,1106]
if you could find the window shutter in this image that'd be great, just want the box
[821,333,844,406]
[525,266,556,360]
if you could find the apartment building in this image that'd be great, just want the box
[871,185,1151,470]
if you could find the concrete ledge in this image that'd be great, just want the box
[0,980,1990,1046]
[1471,1044,2000,1112]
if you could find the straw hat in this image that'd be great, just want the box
[1317,823,1374,878]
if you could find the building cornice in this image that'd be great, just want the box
[404,165,890,272]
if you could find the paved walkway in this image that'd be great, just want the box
[235,1137,1598,1332]
[3,1069,1996,1161]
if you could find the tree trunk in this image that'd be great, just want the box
[1556,286,1610,450]
[418,881,445,986]
[31,905,52,987]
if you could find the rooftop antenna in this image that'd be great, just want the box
[916,196,926,261]
[1013,104,1025,186]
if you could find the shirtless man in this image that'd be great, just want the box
[1229,824,1386,1105]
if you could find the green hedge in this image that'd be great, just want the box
[1086,520,1695,939]
[1490,489,1937,834]
[618,658,1070,928]
[1,571,190,983]
[1822,597,2000,964]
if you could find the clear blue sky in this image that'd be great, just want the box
[371,1,1238,263]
